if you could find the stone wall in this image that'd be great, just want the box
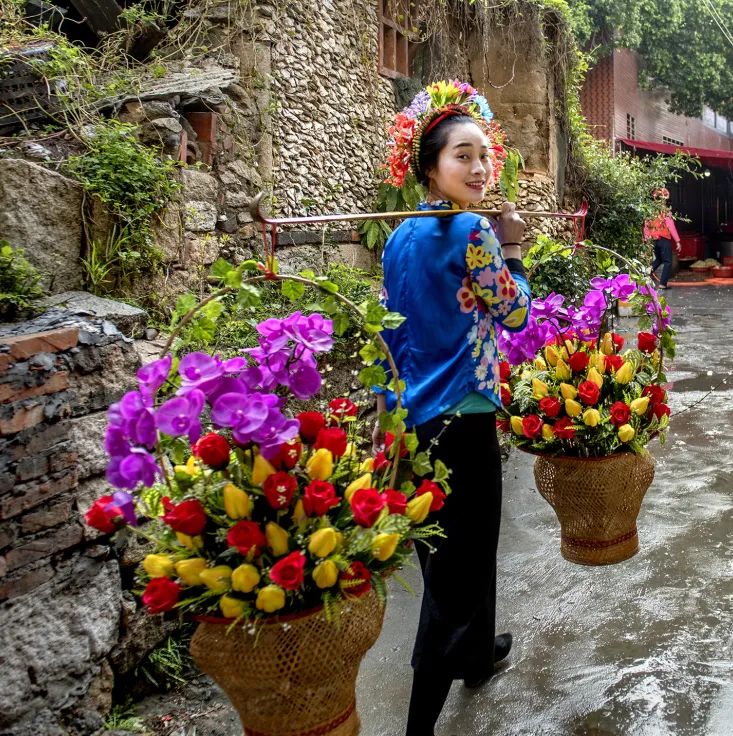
[0,311,162,736]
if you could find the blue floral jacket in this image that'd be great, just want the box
[379,201,531,427]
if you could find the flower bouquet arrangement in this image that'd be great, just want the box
[494,273,674,564]
[84,294,448,734]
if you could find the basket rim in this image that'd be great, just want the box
[519,448,651,462]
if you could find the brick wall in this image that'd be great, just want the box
[0,311,165,736]
[583,49,733,151]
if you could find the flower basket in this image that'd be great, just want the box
[190,590,384,736]
[532,451,655,565]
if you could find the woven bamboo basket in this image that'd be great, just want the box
[533,451,655,565]
[189,590,385,736]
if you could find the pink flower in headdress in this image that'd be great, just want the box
[385,113,417,188]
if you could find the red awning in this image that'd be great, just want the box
[617,137,733,169]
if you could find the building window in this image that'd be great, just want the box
[379,0,418,78]
[662,135,684,147]
[626,113,635,139]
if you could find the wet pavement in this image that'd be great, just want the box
[357,284,733,736]
[135,285,733,736]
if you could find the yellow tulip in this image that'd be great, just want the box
[554,358,572,381]
[565,398,583,417]
[544,345,560,366]
[406,493,433,524]
[266,522,290,556]
[532,377,549,398]
[359,457,375,473]
[176,532,203,550]
[371,532,401,561]
[559,382,578,400]
[630,396,650,416]
[344,472,372,502]
[174,455,200,478]
[256,584,286,613]
[583,408,601,427]
[534,356,547,371]
[308,528,338,558]
[343,442,357,458]
[600,332,614,355]
[199,565,232,593]
[143,554,175,579]
[590,352,607,374]
[618,424,635,443]
[541,424,555,441]
[175,557,207,586]
[560,346,569,361]
[312,560,339,589]
[232,563,260,593]
[223,483,251,519]
[219,594,247,619]
[587,366,604,389]
[306,448,334,480]
[510,416,524,435]
[615,362,634,385]
[291,499,307,525]
[252,453,276,486]
[564,339,576,355]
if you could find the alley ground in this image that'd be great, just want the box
[136,284,733,736]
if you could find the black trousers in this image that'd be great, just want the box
[652,237,673,286]
[411,412,503,679]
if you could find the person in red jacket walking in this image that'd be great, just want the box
[644,187,681,289]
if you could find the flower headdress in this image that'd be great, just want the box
[384,79,507,189]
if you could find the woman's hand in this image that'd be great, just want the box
[494,201,526,260]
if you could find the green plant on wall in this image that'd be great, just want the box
[66,119,180,285]
[0,241,44,318]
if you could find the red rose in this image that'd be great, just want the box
[339,560,372,597]
[271,439,302,470]
[227,520,267,556]
[611,333,624,352]
[303,480,340,516]
[351,488,386,527]
[269,551,306,590]
[521,414,543,439]
[577,380,600,406]
[373,451,391,473]
[553,416,576,439]
[385,431,409,458]
[85,495,123,534]
[315,427,348,458]
[652,403,670,420]
[328,397,358,420]
[637,332,657,353]
[609,401,631,426]
[605,354,624,373]
[383,488,407,515]
[642,384,666,405]
[263,471,297,510]
[162,498,207,536]
[538,396,561,418]
[296,411,326,444]
[499,361,511,382]
[568,351,590,373]
[500,385,512,406]
[416,479,446,512]
[191,432,230,469]
[142,577,181,614]
[496,417,510,433]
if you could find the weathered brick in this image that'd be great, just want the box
[0,353,14,371]
[0,468,78,519]
[1,327,80,360]
[0,402,45,436]
[0,555,6,578]
[0,561,54,600]
[5,522,83,572]
[0,371,70,404]
[20,499,73,534]
[0,471,14,494]
[48,449,78,474]
[6,423,68,460]
[15,453,50,482]
[0,521,18,550]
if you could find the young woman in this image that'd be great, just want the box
[375,81,532,735]
[644,187,681,289]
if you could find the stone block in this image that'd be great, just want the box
[184,200,218,232]
[0,328,80,360]
[0,159,84,293]
[0,402,45,436]
[151,206,184,264]
[0,560,54,601]
[0,371,70,405]
[180,168,219,202]
[1,468,78,519]
[20,498,73,534]
[185,234,220,265]
[38,293,148,337]
[68,412,109,481]
[5,522,83,572]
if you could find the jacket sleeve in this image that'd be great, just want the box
[666,215,680,243]
[465,217,531,332]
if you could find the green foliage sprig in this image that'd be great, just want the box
[0,241,44,318]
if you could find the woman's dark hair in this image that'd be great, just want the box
[416,114,481,187]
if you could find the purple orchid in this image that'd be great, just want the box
[155,389,205,443]
[110,491,138,526]
[531,292,565,319]
[178,352,224,391]
[137,355,172,401]
[106,450,160,490]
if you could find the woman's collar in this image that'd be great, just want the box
[417,199,463,211]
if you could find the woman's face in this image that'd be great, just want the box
[426,122,493,208]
